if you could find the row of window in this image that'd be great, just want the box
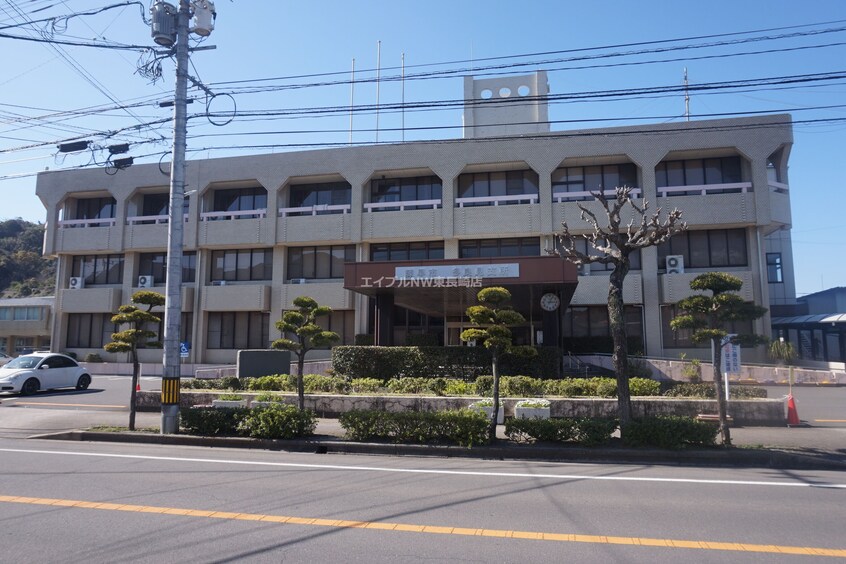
[67,230,756,286]
[68,157,753,221]
[65,311,354,350]
[0,336,48,355]
[0,307,45,321]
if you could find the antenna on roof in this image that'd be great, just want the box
[375,40,381,143]
[684,67,690,122]
[349,58,355,145]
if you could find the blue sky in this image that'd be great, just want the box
[1,0,845,296]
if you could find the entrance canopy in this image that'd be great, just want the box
[344,256,578,318]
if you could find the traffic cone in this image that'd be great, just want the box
[135,381,141,392]
[786,394,801,426]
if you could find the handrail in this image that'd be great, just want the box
[768,181,789,194]
[278,204,351,217]
[554,188,642,203]
[364,199,441,211]
[200,208,267,221]
[57,218,116,228]
[126,214,190,225]
[658,182,751,197]
[455,194,539,207]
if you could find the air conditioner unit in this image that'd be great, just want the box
[211,280,226,286]
[290,278,307,285]
[137,275,154,288]
[666,255,685,274]
[68,277,84,289]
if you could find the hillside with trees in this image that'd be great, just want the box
[0,219,55,298]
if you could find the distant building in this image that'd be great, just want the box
[772,287,846,364]
[0,296,53,355]
[35,72,796,365]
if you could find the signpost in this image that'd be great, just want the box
[719,334,740,402]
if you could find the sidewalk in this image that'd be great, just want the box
[7,406,844,471]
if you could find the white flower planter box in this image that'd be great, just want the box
[514,406,551,420]
[473,405,504,424]
[212,399,247,409]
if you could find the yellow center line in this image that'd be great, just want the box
[0,494,844,557]
[815,420,846,423]
[11,402,125,408]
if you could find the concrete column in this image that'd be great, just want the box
[375,293,395,346]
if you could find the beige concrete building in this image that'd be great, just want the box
[35,73,796,366]
[0,296,53,356]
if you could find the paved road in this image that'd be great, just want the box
[0,439,844,563]
[762,385,846,428]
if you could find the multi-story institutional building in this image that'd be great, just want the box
[35,73,796,366]
[0,296,53,356]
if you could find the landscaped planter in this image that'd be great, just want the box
[514,406,551,420]
[212,399,247,409]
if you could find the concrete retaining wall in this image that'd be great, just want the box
[137,391,785,426]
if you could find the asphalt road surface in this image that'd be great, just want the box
[0,439,844,563]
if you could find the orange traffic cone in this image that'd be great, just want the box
[135,381,141,392]
[786,394,800,426]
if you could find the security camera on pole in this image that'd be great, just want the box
[150,1,216,434]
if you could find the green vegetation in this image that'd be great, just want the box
[0,219,55,298]
[339,409,490,447]
[505,417,617,446]
[623,416,719,449]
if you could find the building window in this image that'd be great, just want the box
[210,249,272,283]
[141,193,190,219]
[139,252,196,284]
[67,313,117,348]
[288,245,354,280]
[459,237,540,258]
[206,312,269,349]
[369,176,442,211]
[315,310,356,347]
[71,254,124,286]
[14,337,35,355]
[288,181,351,215]
[660,305,753,348]
[75,197,116,220]
[657,229,747,270]
[370,241,444,261]
[656,157,743,195]
[212,187,267,215]
[457,170,539,206]
[766,253,783,283]
[144,312,193,348]
[10,307,43,321]
[552,163,637,201]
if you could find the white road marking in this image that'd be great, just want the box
[1,447,844,489]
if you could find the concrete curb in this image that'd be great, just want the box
[31,430,846,472]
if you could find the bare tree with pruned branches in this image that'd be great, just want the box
[552,186,686,432]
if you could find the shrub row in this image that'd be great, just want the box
[183,374,662,398]
[180,405,316,439]
[505,417,617,446]
[623,416,719,449]
[338,409,489,447]
[663,382,767,399]
[331,345,562,379]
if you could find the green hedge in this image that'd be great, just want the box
[331,345,563,380]
[623,416,719,449]
[180,406,249,436]
[505,417,617,446]
[339,409,490,447]
[240,405,317,439]
[663,382,767,399]
[180,405,315,439]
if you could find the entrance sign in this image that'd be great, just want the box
[395,263,520,280]
[718,334,740,402]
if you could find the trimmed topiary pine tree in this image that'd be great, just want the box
[104,290,165,431]
[272,296,340,410]
[669,272,767,446]
[460,286,536,441]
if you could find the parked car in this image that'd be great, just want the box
[0,353,11,367]
[0,352,91,396]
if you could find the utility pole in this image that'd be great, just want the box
[160,0,190,434]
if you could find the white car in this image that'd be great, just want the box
[0,352,91,396]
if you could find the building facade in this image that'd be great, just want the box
[35,75,796,365]
[0,296,53,356]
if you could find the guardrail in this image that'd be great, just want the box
[364,199,441,212]
[456,194,539,207]
[278,204,351,217]
[554,188,642,203]
[57,218,117,229]
[658,182,752,198]
[200,209,267,221]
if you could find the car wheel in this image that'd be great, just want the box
[75,374,91,390]
[21,378,40,396]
